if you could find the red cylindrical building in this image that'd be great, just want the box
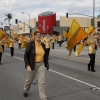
[38,11,56,34]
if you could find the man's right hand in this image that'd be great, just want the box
[27,66,31,72]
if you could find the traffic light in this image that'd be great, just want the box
[15,19,18,24]
[4,26,9,30]
[0,28,3,31]
[66,13,68,18]
[91,18,94,26]
[98,29,100,32]
[30,28,32,33]
[97,21,100,27]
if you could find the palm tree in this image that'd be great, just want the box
[4,13,12,37]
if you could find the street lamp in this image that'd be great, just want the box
[68,13,93,17]
[22,12,30,27]
[22,12,30,29]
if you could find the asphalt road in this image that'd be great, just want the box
[0,42,100,100]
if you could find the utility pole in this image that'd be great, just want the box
[99,5,100,15]
[93,0,95,28]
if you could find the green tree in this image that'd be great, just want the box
[4,13,12,37]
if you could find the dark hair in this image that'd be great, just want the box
[34,31,40,36]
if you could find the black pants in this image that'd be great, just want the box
[0,53,2,62]
[52,43,54,49]
[46,48,50,59]
[57,40,59,44]
[59,41,62,47]
[19,43,21,49]
[95,45,97,50]
[10,47,14,56]
[73,46,76,52]
[89,54,95,71]
[2,45,4,52]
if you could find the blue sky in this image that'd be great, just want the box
[0,0,100,26]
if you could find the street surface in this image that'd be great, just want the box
[0,42,100,100]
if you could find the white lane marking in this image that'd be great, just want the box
[4,53,24,61]
[4,53,11,56]
[4,53,100,90]
[14,56,24,61]
[49,69,100,90]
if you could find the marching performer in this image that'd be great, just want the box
[94,33,98,50]
[1,39,5,52]
[51,35,56,49]
[87,32,100,72]
[58,34,62,47]
[0,40,3,64]
[20,37,28,49]
[56,36,59,44]
[9,37,15,57]
[43,34,51,59]
[40,35,44,43]
[18,35,22,49]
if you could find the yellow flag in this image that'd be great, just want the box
[77,44,83,54]
[63,30,68,38]
[21,41,27,48]
[11,32,18,38]
[15,33,18,39]
[20,34,25,40]
[0,30,6,41]
[87,25,94,34]
[3,32,9,40]
[91,28,95,33]
[66,19,88,56]
[75,41,87,56]
[5,33,9,39]
[75,44,82,56]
